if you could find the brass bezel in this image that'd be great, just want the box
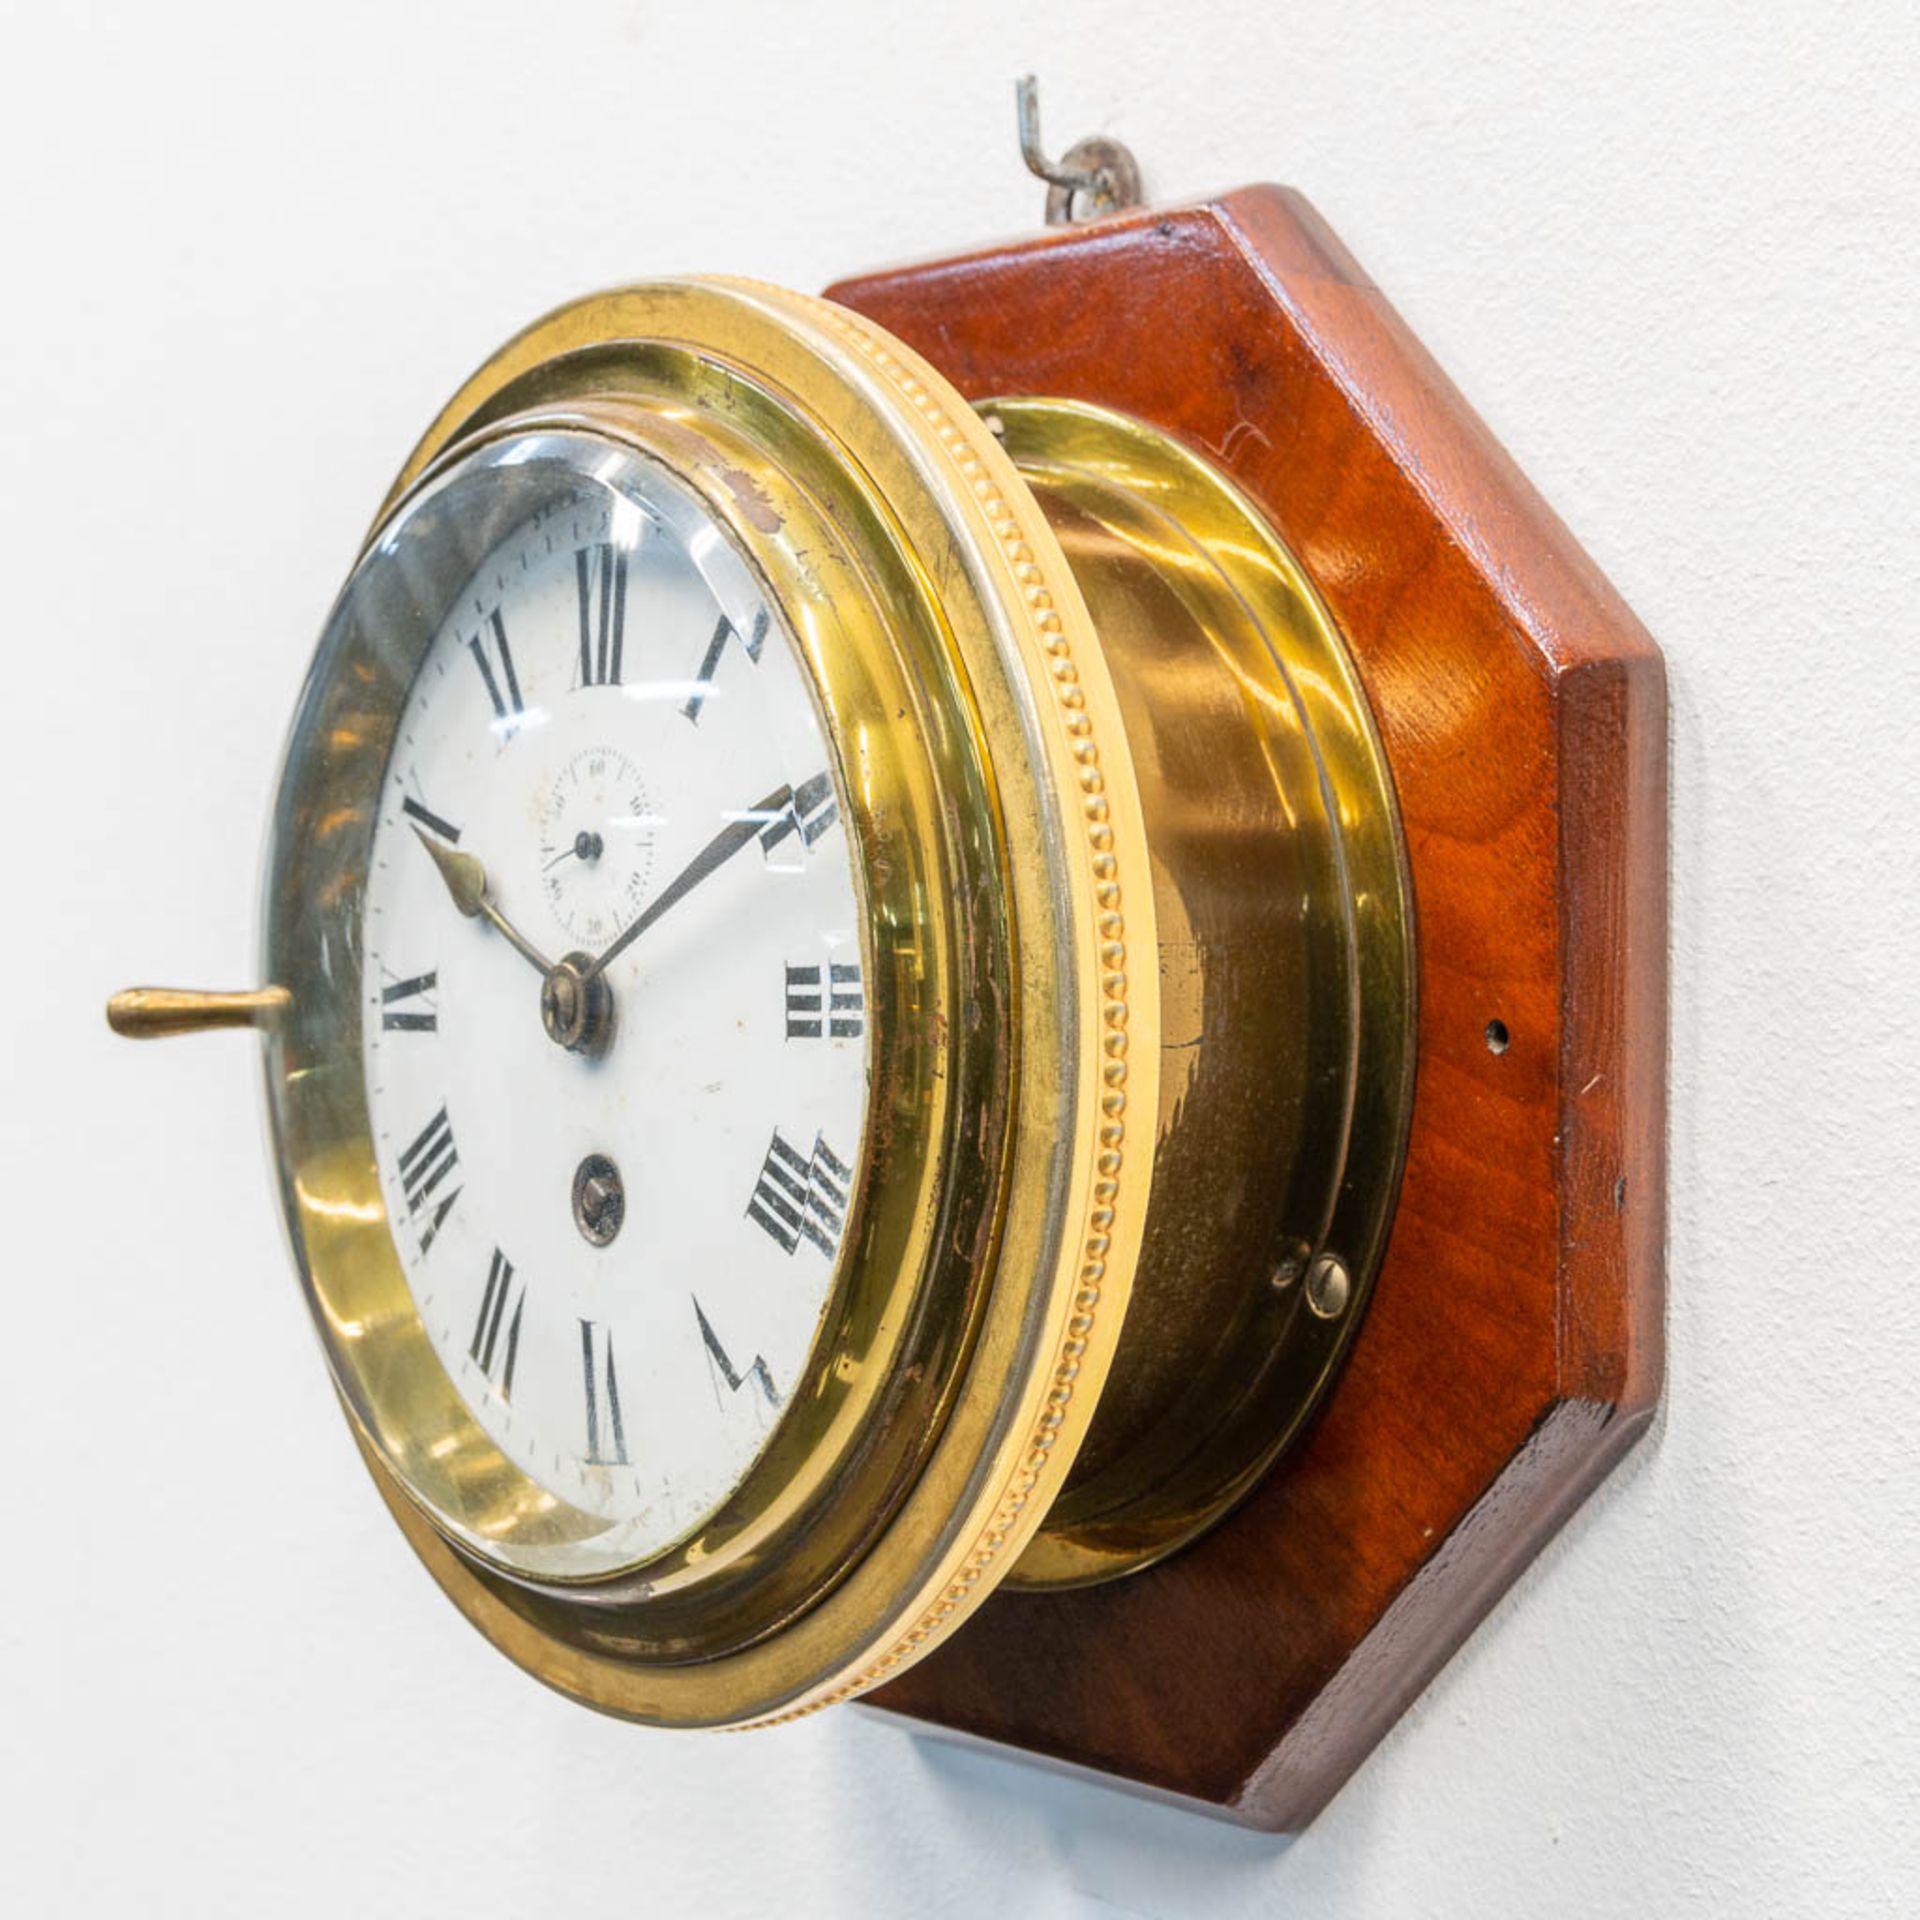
[262,280,1161,1724]
[266,395,1000,1627]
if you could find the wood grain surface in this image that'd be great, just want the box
[824,186,1667,1832]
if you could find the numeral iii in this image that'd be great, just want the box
[784,961,863,1040]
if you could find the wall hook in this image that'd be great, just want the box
[1015,75,1143,227]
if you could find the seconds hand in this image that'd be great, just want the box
[582,784,793,982]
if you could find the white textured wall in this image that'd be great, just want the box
[4,3,1916,1914]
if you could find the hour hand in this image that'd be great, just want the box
[413,826,554,976]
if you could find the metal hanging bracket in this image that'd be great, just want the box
[1016,76,1143,227]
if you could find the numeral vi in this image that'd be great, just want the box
[579,1319,628,1465]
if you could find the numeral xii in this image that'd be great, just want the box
[575,543,628,688]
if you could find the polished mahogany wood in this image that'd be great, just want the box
[826,185,1667,1832]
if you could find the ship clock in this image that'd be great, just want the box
[110,276,1415,1726]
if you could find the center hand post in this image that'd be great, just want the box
[413,823,615,1056]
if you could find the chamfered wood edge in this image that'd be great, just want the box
[1231,1394,1656,1828]
[1204,179,1672,1419]
[1211,186,1666,685]
[1231,653,1669,1834]
[1557,647,1669,1421]
[1211,181,1672,1427]
[859,1395,1654,1832]
[834,183,1668,688]
[826,184,1669,1831]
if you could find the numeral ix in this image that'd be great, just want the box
[380,968,437,1033]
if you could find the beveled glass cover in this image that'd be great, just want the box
[265,429,870,1579]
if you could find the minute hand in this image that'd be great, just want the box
[582,785,792,982]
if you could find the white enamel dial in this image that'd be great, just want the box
[358,435,869,1567]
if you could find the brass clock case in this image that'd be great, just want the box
[995,397,1415,1587]
[265,279,1164,1723]
[252,275,1413,1728]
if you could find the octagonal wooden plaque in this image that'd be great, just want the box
[826,185,1667,1833]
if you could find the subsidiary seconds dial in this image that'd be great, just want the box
[358,434,870,1568]
[538,746,657,948]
